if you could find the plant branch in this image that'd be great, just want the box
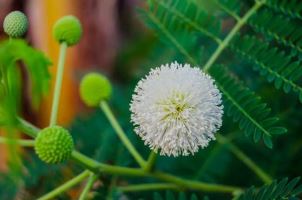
[203,1,264,72]
[99,101,146,168]
[50,42,68,126]
[18,118,242,194]
[37,170,90,200]
[0,136,35,147]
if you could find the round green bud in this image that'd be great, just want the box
[35,126,74,164]
[3,11,28,37]
[53,15,82,46]
[80,73,112,107]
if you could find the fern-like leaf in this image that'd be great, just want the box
[239,177,302,200]
[209,65,287,148]
[144,0,221,44]
[249,9,302,53]
[265,0,302,20]
[230,35,302,103]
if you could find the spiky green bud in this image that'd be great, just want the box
[35,126,74,164]
[53,15,82,46]
[3,11,28,37]
[80,73,112,107]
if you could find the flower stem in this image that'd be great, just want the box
[79,172,98,200]
[99,101,146,168]
[49,42,68,126]
[119,183,181,192]
[217,135,272,184]
[203,1,264,72]
[37,170,90,200]
[0,136,35,147]
[143,151,157,172]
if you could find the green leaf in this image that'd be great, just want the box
[230,35,302,103]
[265,0,302,20]
[209,65,287,147]
[249,9,302,53]
[239,177,302,200]
[0,39,51,112]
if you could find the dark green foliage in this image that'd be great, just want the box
[214,0,242,16]
[153,191,200,200]
[265,0,302,20]
[230,35,302,103]
[209,65,287,147]
[249,9,302,53]
[238,177,302,200]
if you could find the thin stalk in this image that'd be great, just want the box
[0,136,35,147]
[217,135,272,184]
[99,101,146,168]
[49,42,68,126]
[79,172,98,200]
[203,1,264,72]
[37,170,90,200]
[144,151,157,172]
[119,183,181,192]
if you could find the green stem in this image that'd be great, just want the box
[17,117,38,137]
[49,42,68,126]
[203,1,264,72]
[217,135,272,184]
[153,171,242,193]
[37,170,90,200]
[0,136,35,147]
[79,172,98,200]
[119,183,181,192]
[99,101,146,168]
[18,118,242,194]
[144,151,157,172]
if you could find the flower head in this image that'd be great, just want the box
[53,15,82,46]
[79,72,112,107]
[3,11,28,38]
[130,62,223,156]
[35,126,74,164]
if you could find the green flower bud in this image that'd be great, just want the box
[80,73,112,107]
[35,126,74,164]
[53,15,82,46]
[3,11,28,37]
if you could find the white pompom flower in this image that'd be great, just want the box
[130,62,223,156]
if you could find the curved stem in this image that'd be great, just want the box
[144,151,157,172]
[37,170,90,200]
[49,42,68,126]
[203,1,264,72]
[119,183,181,192]
[0,136,35,147]
[217,135,272,184]
[79,172,98,200]
[99,101,146,168]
